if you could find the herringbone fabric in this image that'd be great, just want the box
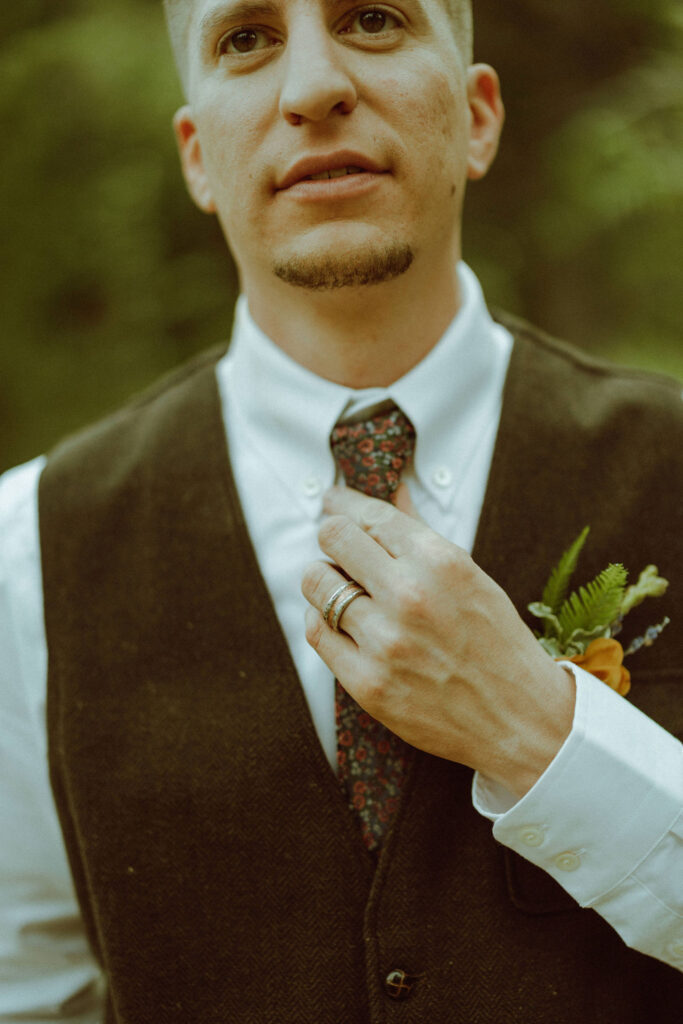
[41,333,683,1020]
[330,405,416,851]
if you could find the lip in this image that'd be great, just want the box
[275,150,387,191]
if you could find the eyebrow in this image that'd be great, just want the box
[197,0,361,50]
[198,1,281,50]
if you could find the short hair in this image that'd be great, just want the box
[164,0,473,98]
[443,1,474,62]
[164,0,193,97]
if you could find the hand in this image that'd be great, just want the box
[301,486,575,797]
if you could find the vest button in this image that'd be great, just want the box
[384,968,420,999]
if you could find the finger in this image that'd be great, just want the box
[323,485,432,558]
[316,513,397,593]
[304,605,365,681]
[301,560,371,640]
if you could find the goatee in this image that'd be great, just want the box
[272,244,414,290]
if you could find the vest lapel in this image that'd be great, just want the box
[473,322,604,612]
[184,361,379,876]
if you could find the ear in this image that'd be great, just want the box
[173,106,217,214]
[466,65,505,181]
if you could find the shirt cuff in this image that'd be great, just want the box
[472,663,683,907]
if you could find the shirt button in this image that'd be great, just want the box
[432,466,452,488]
[384,968,420,1000]
[554,851,582,872]
[518,825,545,848]
[302,475,322,498]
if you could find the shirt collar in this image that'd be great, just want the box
[217,262,512,515]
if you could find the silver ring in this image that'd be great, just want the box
[322,580,361,624]
[329,585,366,633]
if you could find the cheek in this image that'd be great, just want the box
[385,65,468,187]
[196,105,266,217]
[419,72,467,170]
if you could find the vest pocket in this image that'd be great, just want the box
[504,849,580,915]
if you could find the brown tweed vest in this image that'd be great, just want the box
[40,316,683,1023]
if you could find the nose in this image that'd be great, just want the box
[279,32,357,125]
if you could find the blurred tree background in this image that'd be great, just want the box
[1,0,681,471]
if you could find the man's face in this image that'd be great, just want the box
[175,0,501,292]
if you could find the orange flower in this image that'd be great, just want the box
[564,638,631,696]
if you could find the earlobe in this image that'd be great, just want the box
[173,106,217,214]
[466,65,505,182]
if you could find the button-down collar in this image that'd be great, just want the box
[217,263,512,517]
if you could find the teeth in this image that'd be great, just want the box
[306,165,364,181]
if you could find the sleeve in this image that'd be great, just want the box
[0,459,105,1023]
[472,663,683,972]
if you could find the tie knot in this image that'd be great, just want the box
[330,405,416,502]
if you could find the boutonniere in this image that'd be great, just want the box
[528,527,670,696]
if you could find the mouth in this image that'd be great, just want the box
[276,152,387,191]
[303,165,365,182]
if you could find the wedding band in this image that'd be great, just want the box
[329,585,366,633]
[322,580,361,624]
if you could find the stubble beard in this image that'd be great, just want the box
[271,242,414,290]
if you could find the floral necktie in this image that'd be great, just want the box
[329,405,416,852]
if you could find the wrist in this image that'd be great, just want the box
[492,663,576,799]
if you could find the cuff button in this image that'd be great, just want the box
[518,825,545,848]
[554,851,582,872]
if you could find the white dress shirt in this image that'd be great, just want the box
[0,264,681,1021]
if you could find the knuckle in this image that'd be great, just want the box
[305,612,325,650]
[390,576,429,623]
[420,534,467,579]
[373,620,408,662]
[360,501,394,534]
[420,532,454,566]
[356,674,388,711]
[453,551,478,588]
[385,633,411,665]
[318,514,352,549]
[301,561,326,600]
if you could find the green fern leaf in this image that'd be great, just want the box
[542,526,590,615]
[558,563,627,640]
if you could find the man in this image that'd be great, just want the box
[0,0,681,1020]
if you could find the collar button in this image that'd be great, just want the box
[432,466,453,488]
[302,475,322,498]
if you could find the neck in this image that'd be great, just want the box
[243,253,462,388]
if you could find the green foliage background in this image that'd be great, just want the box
[1,0,681,470]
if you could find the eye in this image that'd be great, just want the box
[218,26,278,56]
[340,6,403,38]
